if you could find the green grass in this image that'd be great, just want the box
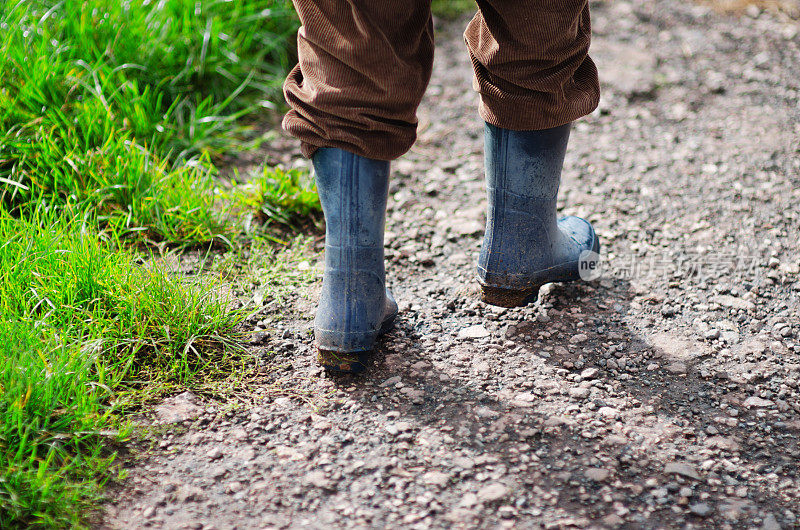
[0,209,244,528]
[0,0,319,527]
[432,0,475,19]
[236,166,322,231]
[1,0,300,245]
[1,321,117,529]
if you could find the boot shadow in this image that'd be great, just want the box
[318,275,793,527]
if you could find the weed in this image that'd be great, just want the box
[236,166,322,231]
[214,233,320,311]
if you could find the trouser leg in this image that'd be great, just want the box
[283,0,434,161]
[465,0,600,130]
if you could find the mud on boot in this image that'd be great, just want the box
[477,123,600,308]
[312,148,398,372]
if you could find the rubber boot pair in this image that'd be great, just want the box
[312,123,599,372]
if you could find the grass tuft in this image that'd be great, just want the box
[236,166,322,231]
[0,208,244,526]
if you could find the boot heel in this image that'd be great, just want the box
[317,348,370,373]
[480,285,539,308]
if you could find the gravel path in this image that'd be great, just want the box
[101,1,800,528]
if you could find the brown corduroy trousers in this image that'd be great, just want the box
[282,1,600,161]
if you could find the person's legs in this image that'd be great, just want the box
[283,1,434,371]
[467,1,601,307]
[283,0,434,161]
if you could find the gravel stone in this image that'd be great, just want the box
[743,396,774,408]
[477,483,509,503]
[304,471,335,491]
[458,325,490,339]
[154,392,204,424]
[713,295,756,312]
[665,362,687,374]
[584,468,611,482]
[689,502,713,517]
[762,513,782,530]
[422,471,450,487]
[664,462,701,481]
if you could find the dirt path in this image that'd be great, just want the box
[101,1,800,528]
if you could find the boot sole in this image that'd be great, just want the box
[480,284,541,308]
[480,233,601,308]
[317,315,396,374]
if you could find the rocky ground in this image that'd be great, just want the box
[100,1,800,528]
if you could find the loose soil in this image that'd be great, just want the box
[100,1,800,528]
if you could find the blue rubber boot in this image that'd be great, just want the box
[477,122,600,307]
[312,148,398,372]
